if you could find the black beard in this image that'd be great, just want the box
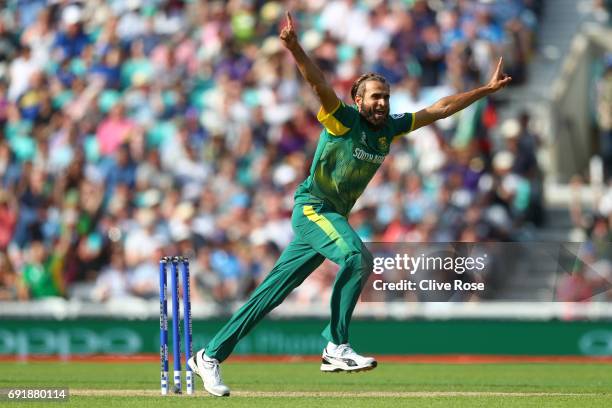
[359,102,387,129]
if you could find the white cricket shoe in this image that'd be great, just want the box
[320,343,377,373]
[187,349,230,397]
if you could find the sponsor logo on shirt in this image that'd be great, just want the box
[353,147,385,164]
[378,137,388,151]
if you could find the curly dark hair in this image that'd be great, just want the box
[350,73,389,103]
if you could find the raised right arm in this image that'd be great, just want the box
[279,12,340,113]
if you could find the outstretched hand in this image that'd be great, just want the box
[487,57,512,92]
[279,12,299,50]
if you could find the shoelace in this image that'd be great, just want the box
[204,359,223,384]
[336,343,355,357]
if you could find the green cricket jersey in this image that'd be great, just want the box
[294,101,415,216]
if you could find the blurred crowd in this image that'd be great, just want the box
[597,54,612,179]
[553,53,612,303]
[0,0,548,305]
[557,173,612,302]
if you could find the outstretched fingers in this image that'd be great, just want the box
[494,57,503,77]
[286,12,293,30]
[280,11,298,48]
[491,57,512,88]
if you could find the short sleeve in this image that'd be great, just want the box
[317,101,360,137]
[390,112,416,140]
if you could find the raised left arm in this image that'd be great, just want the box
[412,57,512,131]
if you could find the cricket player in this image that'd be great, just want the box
[188,12,511,397]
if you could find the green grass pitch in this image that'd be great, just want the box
[2,361,612,407]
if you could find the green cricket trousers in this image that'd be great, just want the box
[205,200,373,362]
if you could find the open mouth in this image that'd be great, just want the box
[373,110,386,120]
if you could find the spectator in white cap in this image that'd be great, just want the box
[53,4,91,60]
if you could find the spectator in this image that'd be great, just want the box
[20,240,63,299]
[53,5,91,61]
[0,17,19,66]
[96,104,136,156]
[0,189,17,250]
[8,46,40,101]
[21,8,54,67]
[0,250,19,300]
[92,246,129,302]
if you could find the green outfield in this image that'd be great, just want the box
[2,361,612,407]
